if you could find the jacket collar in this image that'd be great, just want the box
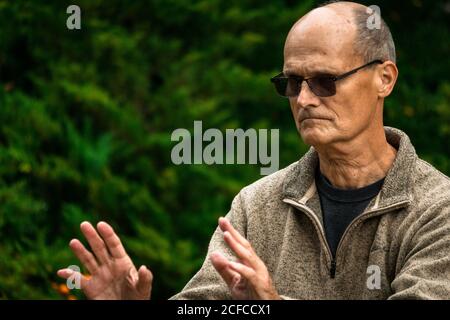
[282,127,417,209]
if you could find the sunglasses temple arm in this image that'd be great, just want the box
[334,60,382,81]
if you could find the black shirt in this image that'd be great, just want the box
[315,167,385,258]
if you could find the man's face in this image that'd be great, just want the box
[284,8,380,147]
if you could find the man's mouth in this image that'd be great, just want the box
[299,115,329,123]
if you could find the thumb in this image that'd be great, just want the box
[136,265,153,299]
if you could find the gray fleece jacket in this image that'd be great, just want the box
[171,127,450,300]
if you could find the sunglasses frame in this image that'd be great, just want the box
[270,60,383,98]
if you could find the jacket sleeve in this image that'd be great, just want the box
[388,202,450,299]
[169,192,247,300]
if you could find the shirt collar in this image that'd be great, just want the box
[282,126,416,208]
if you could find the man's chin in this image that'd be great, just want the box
[299,127,330,146]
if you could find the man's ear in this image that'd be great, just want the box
[377,61,398,98]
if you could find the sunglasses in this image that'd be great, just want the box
[270,60,383,98]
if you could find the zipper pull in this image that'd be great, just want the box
[330,260,336,278]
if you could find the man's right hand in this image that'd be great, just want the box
[57,221,153,300]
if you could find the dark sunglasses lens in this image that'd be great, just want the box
[308,77,336,97]
[272,77,301,97]
[272,78,288,96]
[286,77,302,97]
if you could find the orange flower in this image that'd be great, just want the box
[58,283,70,295]
[67,295,77,300]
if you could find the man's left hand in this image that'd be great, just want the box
[210,217,280,300]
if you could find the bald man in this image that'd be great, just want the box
[57,1,450,299]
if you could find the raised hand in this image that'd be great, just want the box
[210,217,280,300]
[57,221,153,300]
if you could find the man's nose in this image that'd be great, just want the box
[296,80,320,108]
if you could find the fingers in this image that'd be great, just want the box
[213,218,279,300]
[56,268,73,279]
[219,217,264,272]
[126,266,139,287]
[69,239,99,274]
[96,221,127,259]
[56,268,89,289]
[136,266,153,299]
[124,266,153,299]
[223,231,253,265]
[80,221,111,264]
[210,251,241,287]
[228,261,280,300]
[228,261,256,282]
[223,230,264,273]
[218,217,248,248]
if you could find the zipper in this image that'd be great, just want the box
[283,197,410,279]
[330,260,336,278]
[283,198,334,276]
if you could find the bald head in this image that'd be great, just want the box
[284,1,396,67]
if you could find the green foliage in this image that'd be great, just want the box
[0,0,449,299]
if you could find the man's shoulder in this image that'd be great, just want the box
[410,157,450,213]
[413,157,450,197]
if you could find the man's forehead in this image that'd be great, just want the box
[284,25,352,50]
[283,58,344,76]
[283,38,350,74]
[283,7,358,73]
